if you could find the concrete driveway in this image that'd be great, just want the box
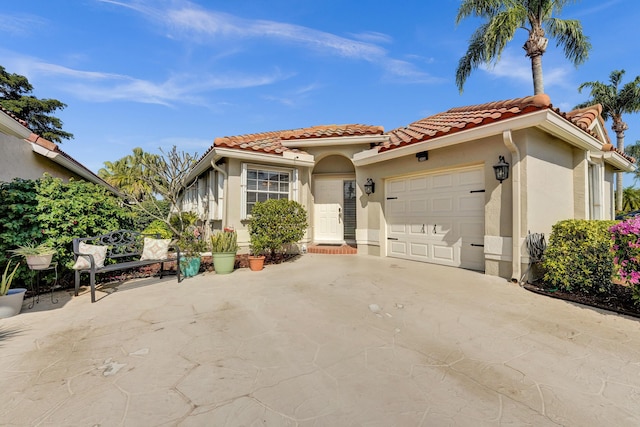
[1,254,640,426]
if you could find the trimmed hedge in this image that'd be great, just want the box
[542,219,617,295]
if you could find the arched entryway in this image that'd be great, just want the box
[312,155,356,245]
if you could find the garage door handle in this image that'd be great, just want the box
[470,189,485,193]
[387,197,398,200]
[387,237,399,240]
[470,243,484,247]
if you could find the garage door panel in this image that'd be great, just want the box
[409,242,429,258]
[408,176,428,191]
[432,173,453,189]
[433,244,456,263]
[409,199,428,214]
[389,241,408,256]
[458,169,484,187]
[386,166,484,271]
[431,196,454,213]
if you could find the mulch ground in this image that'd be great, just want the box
[523,282,640,318]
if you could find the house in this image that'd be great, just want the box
[182,94,635,281]
[0,107,113,190]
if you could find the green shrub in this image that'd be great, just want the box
[143,220,173,239]
[248,199,307,257]
[542,219,618,295]
[0,176,132,287]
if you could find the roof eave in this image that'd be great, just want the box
[30,143,119,194]
[1,111,31,139]
[186,147,315,181]
[354,109,605,166]
[281,134,389,148]
[603,152,636,172]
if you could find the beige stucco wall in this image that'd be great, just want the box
[207,125,613,279]
[0,133,81,183]
[215,157,313,252]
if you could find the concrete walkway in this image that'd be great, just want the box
[1,254,640,426]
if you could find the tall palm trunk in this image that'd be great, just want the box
[613,120,629,212]
[530,54,545,95]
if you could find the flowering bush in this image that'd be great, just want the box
[610,217,640,304]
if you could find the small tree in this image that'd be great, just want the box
[248,199,307,259]
[107,146,198,238]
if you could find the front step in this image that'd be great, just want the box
[306,244,357,255]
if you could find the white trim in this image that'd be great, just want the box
[0,111,31,139]
[241,163,296,219]
[29,142,116,192]
[353,109,611,167]
[603,151,636,172]
[281,134,389,148]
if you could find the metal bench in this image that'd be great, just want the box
[73,230,180,303]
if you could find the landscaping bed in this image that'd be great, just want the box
[524,282,640,318]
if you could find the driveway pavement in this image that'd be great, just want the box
[2,254,640,426]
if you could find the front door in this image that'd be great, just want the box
[314,178,356,243]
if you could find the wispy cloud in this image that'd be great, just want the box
[0,13,47,36]
[97,0,438,82]
[1,50,286,106]
[479,49,571,89]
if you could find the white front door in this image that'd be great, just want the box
[314,178,344,243]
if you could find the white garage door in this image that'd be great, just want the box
[386,166,485,271]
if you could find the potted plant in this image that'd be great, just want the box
[177,228,208,278]
[10,242,56,270]
[247,222,269,272]
[0,260,26,318]
[210,230,239,274]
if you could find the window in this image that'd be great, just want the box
[242,165,295,217]
[588,161,603,220]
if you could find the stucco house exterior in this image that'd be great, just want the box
[1,107,111,189]
[182,94,635,281]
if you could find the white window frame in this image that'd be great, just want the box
[588,159,603,220]
[241,163,298,218]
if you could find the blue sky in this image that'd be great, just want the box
[1,0,640,186]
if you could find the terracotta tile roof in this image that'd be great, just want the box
[382,94,633,162]
[25,133,118,186]
[199,124,384,161]
[383,94,552,151]
[0,105,29,128]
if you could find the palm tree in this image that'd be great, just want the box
[622,187,640,214]
[456,0,591,94]
[576,70,640,211]
[98,147,161,201]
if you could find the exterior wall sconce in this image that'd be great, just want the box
[416,151,429,162]
[364,178,376,195]
[493,155,510,183]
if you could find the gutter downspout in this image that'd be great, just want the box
[210,159,228,228]
[503,130,521,282]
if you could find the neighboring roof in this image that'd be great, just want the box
[25,133,118,193]
[0,106,31,139]
[206,124,384,158]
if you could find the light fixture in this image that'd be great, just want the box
[416,151,429,162]
[364,178,375,195]
[493,155,510,183]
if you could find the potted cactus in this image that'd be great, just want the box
[210,230,239,274]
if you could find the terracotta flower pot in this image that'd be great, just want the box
[248,255,265,271]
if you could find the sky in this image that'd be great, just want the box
[1,0,640,186]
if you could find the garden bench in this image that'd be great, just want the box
[73,230,180,303]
